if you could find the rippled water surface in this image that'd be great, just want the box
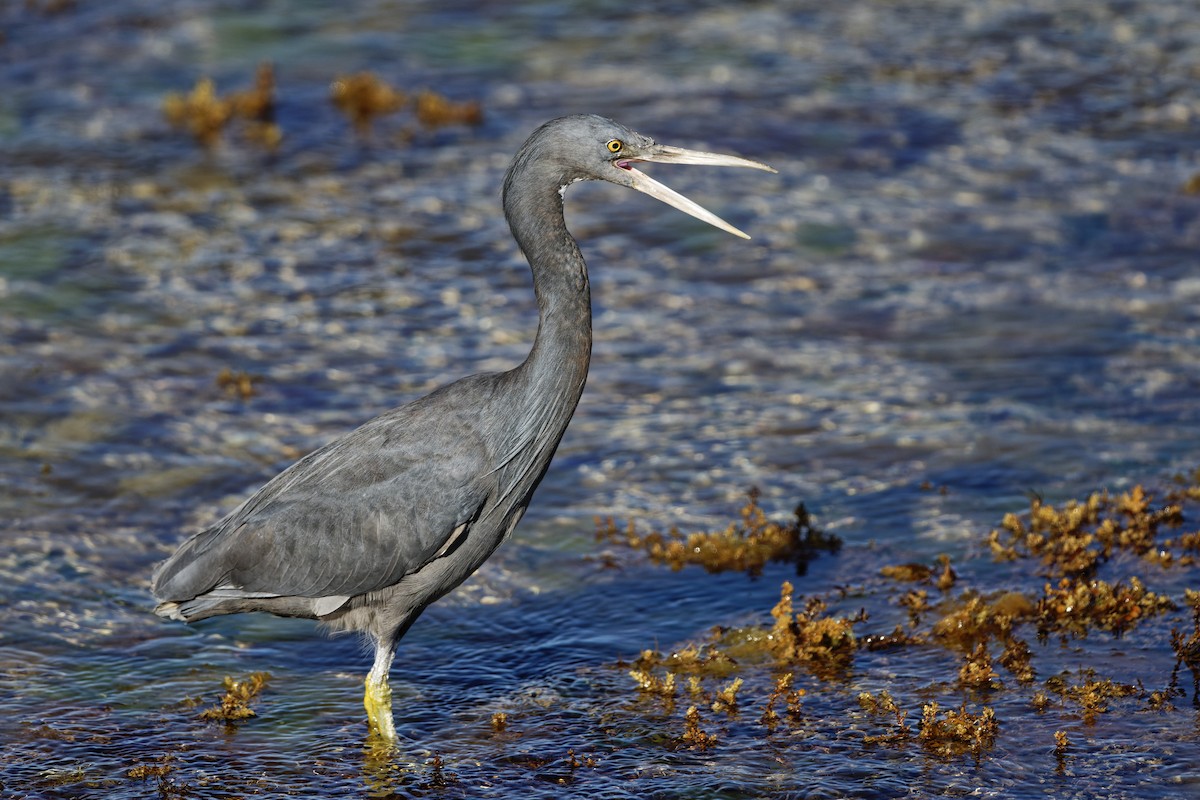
[3,1,1200,797]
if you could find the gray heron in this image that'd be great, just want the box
[152,114,774,740]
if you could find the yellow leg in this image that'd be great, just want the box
[364,673,397,740]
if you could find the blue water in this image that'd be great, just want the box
[2,0,1199,797]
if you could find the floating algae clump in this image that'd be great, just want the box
[414,89,484,128]
[759,673,806,729]
[1042,669,1141,724]
[957,642,1002,691]
[680,705,718,750]
[857,690,912,745]
[596,489,840,577]
[216,367,260,400]
[880,562,934,582]
[330,73,484,136]
[198,672,270,725]
[164,65,280,150]
[987,485,1186,577]
[628,642,738,679]
[758,581,859,672]
[628,662,677,700]
[1035,576,1175,640]
[163,78,231,148]
[126,755,186,799]
[882,555,956,591]
[330,72,407,134]
[932,592,1035,650]
[918,702,999,759]
[710,677,744,714]
[1170,589,1200,704]
[666,582,863,679]
[625,643,739,713]
[856,693,1000,756]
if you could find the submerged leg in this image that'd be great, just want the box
[364,639,397,740]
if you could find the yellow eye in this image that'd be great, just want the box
[606,139,623,153]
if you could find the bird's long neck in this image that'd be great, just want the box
[501,168,593,458]
[506,184,593,404]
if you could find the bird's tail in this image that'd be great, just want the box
[154,601,188,621]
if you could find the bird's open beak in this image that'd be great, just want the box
[615,144,776,239]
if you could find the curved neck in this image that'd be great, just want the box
[503,171,593,411]
[475,145,595,525]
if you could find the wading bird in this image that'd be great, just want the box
[152,114,774,740]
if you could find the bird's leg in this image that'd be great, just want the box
[364,641,397,741]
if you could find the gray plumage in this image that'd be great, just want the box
[151,114,774,740]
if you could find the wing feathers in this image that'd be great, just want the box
[152,382,500,607]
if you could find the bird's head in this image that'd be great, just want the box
[508,114,776,239]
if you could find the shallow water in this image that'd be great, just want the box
[2,0,1199,797]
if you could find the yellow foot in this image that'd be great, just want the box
[364,675,397,741]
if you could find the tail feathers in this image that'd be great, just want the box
[154,601,188,622]
[153,587,276,623]
[153,590,349,623]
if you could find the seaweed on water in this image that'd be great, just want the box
[858,689,911,746]
[917,702,998,759]
[898,588,930,627]
[680,705,718,750]
[230,63,282,150]
[931,592,1034,652]
[216,367,260,400]
[163,78,230,149]
[330,72,407,135]
[626,642,744,714]
[859,694,999,757]
[710,677,744,714]
[1035,576,1175,640]
[566,749,599,769]
[987,486,1186,578]
[997,635,1037,684]
[127,755,189,800]
[760,581,860,672]
[605,473,1200,766]
[1169,589,1200,705]
[760,672,805,729]
[1054,730,1070,774]
[957,642,1002,691]
[858,689,906,723]
[330,73,484,136]
[1043,669,1141,724]
[881,562,934,582]
[885,554,956,590]
[628,661,677,704]
[414,89,484,128]
[628,641,738,679]
[164,68,480,150]
[426,754,451,790]
[198,672,270,726]
[164,65,280,150]
[596,489,840,577]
